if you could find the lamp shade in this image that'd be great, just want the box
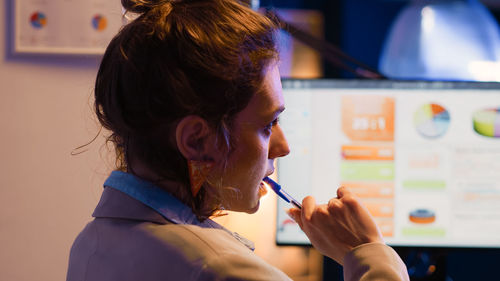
[379,0,500,81]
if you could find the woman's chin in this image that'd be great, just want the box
[245,200,260,214]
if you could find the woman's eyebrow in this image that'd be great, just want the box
[261,105,285,119]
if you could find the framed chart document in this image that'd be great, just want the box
[13,0,123,55]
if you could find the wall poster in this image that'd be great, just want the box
[14,0,123,54]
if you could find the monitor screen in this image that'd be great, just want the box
[276,79,500,248]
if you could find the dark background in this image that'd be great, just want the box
[261,0,500,78]
[260,0,500,280]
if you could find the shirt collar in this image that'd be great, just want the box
[103,170,255,251]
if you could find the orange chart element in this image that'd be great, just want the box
[362,201,394,218]
[375,219,394,237]
[342,95,395,141]
[341,182,394,198]
[409,209,436,224]
[341,145,394,161]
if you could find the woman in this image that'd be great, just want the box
[67,0,409,280]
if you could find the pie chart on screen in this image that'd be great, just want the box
[30,12,47,29]
[414,103,450,138]
[473,108,500,138]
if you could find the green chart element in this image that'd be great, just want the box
[402,227,446,237]
[473,108,500,138]
[402,180,446,190]
[341,162,394,181]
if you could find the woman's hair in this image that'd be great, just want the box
[94,0,278,220]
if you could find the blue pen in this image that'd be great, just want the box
[263,177,302,209]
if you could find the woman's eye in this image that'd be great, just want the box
[264,118,279,134]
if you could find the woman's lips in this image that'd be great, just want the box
[258,181,268,197]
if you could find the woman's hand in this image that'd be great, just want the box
[287,186,384,265]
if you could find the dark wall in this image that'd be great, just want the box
[260,0,404,78]
[335,0,405,78]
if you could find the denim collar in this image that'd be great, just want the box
[103,170,255,251]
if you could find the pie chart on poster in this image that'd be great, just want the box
[473,108,500,138]
[30,12,47,29]
[414,103,450,138]
[92,14,108,31]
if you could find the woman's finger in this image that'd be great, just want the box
[336,186,352,199]
[301,196,316,222]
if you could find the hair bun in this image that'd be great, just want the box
[121,0,167,14]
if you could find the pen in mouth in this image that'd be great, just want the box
[263,177,302,209]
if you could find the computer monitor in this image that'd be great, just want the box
[276,79,500,248]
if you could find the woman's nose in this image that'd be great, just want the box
[269,124,290,159]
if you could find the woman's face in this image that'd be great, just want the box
[214,64,290,213]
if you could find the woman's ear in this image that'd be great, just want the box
[175,115,217,161]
